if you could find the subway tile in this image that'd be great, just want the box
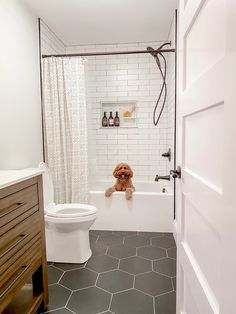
[45,40,175,181]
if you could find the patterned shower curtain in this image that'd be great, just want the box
[42,57,88,203]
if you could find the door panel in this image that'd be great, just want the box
[176,0,236,313]
[183,103,223,189]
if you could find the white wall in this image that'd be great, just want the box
[67,42,170,182]
[0,0,42,169]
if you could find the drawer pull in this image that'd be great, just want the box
[0,202,26,219]
[0,263,31,299]
[0,234,29,259]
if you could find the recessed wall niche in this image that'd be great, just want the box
[100,101,137,128]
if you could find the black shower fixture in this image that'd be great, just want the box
[147,42,171,126]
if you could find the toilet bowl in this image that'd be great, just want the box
[39,162,97,263]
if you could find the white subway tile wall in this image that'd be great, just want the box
[40,21,175,184]
[66,42,173,183]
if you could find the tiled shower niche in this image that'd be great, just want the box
[101,101,137,128]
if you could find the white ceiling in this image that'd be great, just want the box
[23,0,178,46]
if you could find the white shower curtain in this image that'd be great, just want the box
[42,57,88,204]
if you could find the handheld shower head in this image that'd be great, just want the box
[147,46,158,58]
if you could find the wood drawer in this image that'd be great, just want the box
[0,236,41,290]
[0,242,42,310]
[0,212,41,269]
[0,184,38,229]
[0,211,40,257]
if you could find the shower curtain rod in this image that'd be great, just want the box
[42,48,175,58]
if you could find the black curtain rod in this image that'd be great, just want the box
[42,48,175,58]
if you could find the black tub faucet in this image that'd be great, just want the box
[155,174,170,182]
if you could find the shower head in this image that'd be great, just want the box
[147,46,158,58]
[147,42,171,59]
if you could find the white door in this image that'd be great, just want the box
[176,1,236,314]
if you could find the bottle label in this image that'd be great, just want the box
[102,120,108,127]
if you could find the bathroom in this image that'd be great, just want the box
[0,1,235,314]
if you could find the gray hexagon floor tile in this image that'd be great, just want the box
[135,271,173,296]
[86,255,119,272]
[163,232,175,238]
[153,258,176,277]
[119,256,152,274]
[89,233,99,244]
[167,247,177,259]
[124,235,149,247]
[97,270,134,293]
[67,287,111,314]
[137,245,166,260]
[138,232,163,238]
[47,266,63,285]
[91,242,108,256]
[108,244,136,259]
[114,230,138,237]
[44,309,74,314]
[46,284,71,311]
[90,230,113,237]
[172,277,176,291]
[155,291,176,314]
[111,289,154,314]
[97,234,123,246]
[53,263,85,271]
[152,236,176,249]
[59,268,97,290]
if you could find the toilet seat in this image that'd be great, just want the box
[46,204,97,218]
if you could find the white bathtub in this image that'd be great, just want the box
[88,181,173,232]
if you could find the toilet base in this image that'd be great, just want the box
[45,219,95,264]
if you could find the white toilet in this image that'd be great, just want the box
[39,162,97,264]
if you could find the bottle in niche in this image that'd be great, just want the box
[114,111,120,127]
[102,112,108,127]
[108,111,114,127]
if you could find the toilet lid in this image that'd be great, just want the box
[46,204,97,218]
[38,162,54,210]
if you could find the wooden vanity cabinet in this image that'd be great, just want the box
[0,175,48,313]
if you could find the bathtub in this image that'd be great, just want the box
[88,181,173,232]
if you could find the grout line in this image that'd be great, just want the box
[134,287,155,298]
[152,270,173,279]
[57,283,73,292]
[153,296,156,314]
[72,284,98,292]
[41,306,66,313]
[171,277,176,291]
[108,292,113,311]
[155,290,175,298]
[56,270,65,284]
[95,272,99,286]
[113,287,134,295]
[65,307,77,314]
[65,290,73,307]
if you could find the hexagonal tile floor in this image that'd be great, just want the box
[39,230,176,314]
